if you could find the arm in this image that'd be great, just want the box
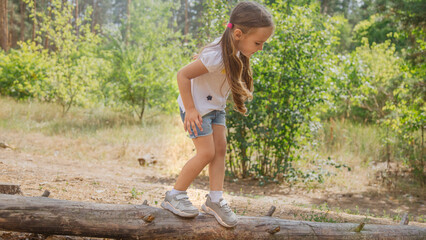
[177,58,209,136]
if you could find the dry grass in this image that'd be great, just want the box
[1,96,424,224]
[0,97,193,176]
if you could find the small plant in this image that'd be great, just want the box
[130,187,143,199]
[300,211,337,223]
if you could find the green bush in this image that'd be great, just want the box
[0,42,51,100]
[226,2,340,181]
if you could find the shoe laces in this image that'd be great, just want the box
[219,199,232,213]
[175,193,193,207]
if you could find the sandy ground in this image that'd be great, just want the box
[0,131,425,239]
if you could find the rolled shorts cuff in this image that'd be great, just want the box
[179,108,226,139]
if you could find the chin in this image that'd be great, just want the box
[242,52,252,58]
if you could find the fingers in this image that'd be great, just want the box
[184,116,203,137]
[191,121,198,136]
[197,115,203,131]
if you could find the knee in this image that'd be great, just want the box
[215,143,227,158]
[197,149,215,164]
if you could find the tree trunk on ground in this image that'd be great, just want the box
[0,0,9,51]
[0,184,22,195]
[0,194,425,240]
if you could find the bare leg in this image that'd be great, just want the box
[173,135,215,191]
[209,124,227,191]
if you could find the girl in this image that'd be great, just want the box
[161,1,274,228]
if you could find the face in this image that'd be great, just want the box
[234,26,274,58]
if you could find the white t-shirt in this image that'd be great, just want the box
[177,39,230,116]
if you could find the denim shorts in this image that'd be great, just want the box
[180,108,226,139]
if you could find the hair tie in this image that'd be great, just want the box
[227,23,233,29]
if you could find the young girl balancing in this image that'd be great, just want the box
[161,1,274,228]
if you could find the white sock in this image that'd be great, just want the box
[209,191,223,203]
[170,188,186,196]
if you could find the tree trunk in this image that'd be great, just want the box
[0,0,9,51]
[75,0,78,39]
[0,183,22,195]
[125,0,131,46]
[90,0,96,33]
[31,0,36,42]
[184,0,188,36]
[9,0,15,48]
[19,0,25,42]
[321,0,329,15]
[0,194,425,240]
[44,0,51,49]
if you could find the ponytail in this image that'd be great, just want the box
[219,1,272,115]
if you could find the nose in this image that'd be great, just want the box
[258,43,264,51]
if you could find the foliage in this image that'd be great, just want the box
[196,0,236,46]
[325,38,424,185]
[23,0,106,114]
[297,211,337,223]
[0,42,50,100]
[226,2,339,181]
[330,39,404,121]
[352,14,407,51]
[104,0,187,120]
[0,0,423,186]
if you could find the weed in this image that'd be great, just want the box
[131,188,143,199]
[299,211,336,223]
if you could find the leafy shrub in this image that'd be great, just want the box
[226,3,340,181]
[0,42,51,100]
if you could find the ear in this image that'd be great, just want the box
[233,28,244,40]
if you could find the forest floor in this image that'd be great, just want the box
[0,97,425,239]
[0,129,425,239]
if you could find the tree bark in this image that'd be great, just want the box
[31,0,36,42]
[184,0,188,36]
[19,0,26,42]
[0,0,9,51]
[0,194,425,239]
[75,0,78,39]
[9,0,15,48]
[90,0,96,33]
[320,0,329,15]
[125,0,130,46]
[0,183,22,195]
[44,0,51,49]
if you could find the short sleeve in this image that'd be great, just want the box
[199,44,223,73]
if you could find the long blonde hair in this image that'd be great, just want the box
[220,1,273,115]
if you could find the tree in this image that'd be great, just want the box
[105,0,187,121]
[24,0,104,114]
[0,0,9,51]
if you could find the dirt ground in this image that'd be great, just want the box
[0,130,425,239]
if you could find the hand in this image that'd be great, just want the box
[184,108,203,136]
[192,54,199,60]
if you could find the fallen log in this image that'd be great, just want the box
[0,183,22,195]
[0,194,425,240]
